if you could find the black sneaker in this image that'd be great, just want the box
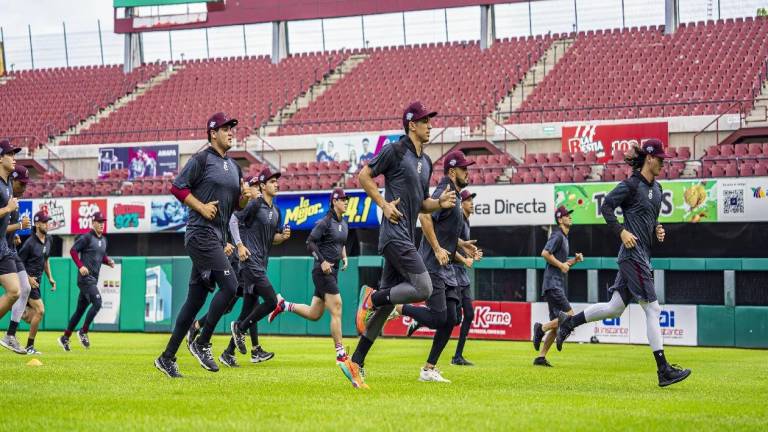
[250,345,275,363]
[658,364,691,387]
[533,356,553,367]
[219,351,239,368]
[58,335,71,352]
[78,331,90,349]
[451,356,474,366]
[189,340,219,372]
[155,356,183,378]
[406,320,422,337]
[186,322,200,349]
[555,312,573,352]
[231,321,247,354]
[532,322,545,351]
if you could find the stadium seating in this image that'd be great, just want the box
[277,37,554,135]
[513,18,768,123]
[68,53,348,144]
[0,64,163,148]
[701,142,768,177]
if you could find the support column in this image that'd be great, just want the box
[123,8,144,73]
[480,4,496,50]
[587,270,599,303]
[526,268,537,303]
[664,0,680,35]
[654,270,666,304]
[271,20,289,64]
[724,270,735,307]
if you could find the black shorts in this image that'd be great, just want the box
[424,273,448,313]
[379,241,428,290]
[13,255,25,273]
[241,267,275,297]
[609,259,657,304]
[544,289,572,320]
[0,255,17,276]
[29,287,41,300]
[445,283,462,304]
[186,233,233,292]
[458,284,472,302]
[312,267,340,298]
[78,281,101,303]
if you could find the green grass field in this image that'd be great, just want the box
[1,332,766,431]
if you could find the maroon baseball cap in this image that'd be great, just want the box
[639,139,670,159]
[330,187,348,201]
[443,151,475,173]
[252,167,281,185]
[460,189,476,201]
[0,139,21,156]
[555,205,574,220]
[402,101,437,131]
[92,211,107,223]
[33,211,51,223]
[11,165,30,184]
[207,112,238,135]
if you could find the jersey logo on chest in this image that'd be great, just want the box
[648,190,653,200]
[417,161,423,174]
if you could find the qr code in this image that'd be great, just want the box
[723,189,744,214]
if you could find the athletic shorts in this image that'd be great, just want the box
[543,289,572,320]
[78,281,101,303]
[241,268,274,297]
[186,232,233,292]
[379,241,428,290]
[609,259,657,304]
[312,267,340,298]
[445,283,462,304]
[13,254,24,273]
[29,287,41,300]
[0,255,17,276]
[458,284,472,302]
[424,273,448,313]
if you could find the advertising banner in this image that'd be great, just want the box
[562,122,669,163]
[17,200,33,236]
[278,190,380,230]
[468,184,555,226]
[108,196,151,233]
[150,196,189,232]
[145,265,172,324]
[717,177,768,222]
[71,199,108,234]
[555,179,719,224]
[384,301,531,341]
[316,134,400,173]
[32,198,71,234]
[94,263,122,325]
[99,144,179,179]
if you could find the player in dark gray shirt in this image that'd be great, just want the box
[228,167,291,360]
[349,102,457,388]
[1,165,33,354]
[155,112,255,378]
[557,139,691,387]
[0,140,24,347]
[397,151,474,383]
[267,188,359,386]
[59,211,114,352]
[531,206,583,367]
[16,211,55,354]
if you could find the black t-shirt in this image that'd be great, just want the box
[307,211,348,269]
[18,233,52,280]
[236,197,283,273]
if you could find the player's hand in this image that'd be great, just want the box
[434,247,450,266]
[474,247,483,261]
[224,243,234,256]
[620,229,638,249]
[460,239,479,258]
[21,215,30,230]
[321,260,334,274]
[575,252,584,262]
[438,189,457,209]
[13,235,20,247]
[50,279,57,292]
[282,226,292,240]
[237,243,251,261]
[6,197,18,212]
[28,275,39,289]
[107,259,115,268]
[79,266,90,276]
[200,200,219,220]
[560,262,571,274]
[382,198,403,224]
[341,257,348,271]
[463,256,474,269]
[656,224,665,243]
[240,179,256,201]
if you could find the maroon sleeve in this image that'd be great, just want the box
[170,184,191,203]
[70,248,84,268]
[102,255,112,265]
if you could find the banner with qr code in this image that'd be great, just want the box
[717,177,768,222]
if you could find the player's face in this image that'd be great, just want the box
[92,220,104,235]
[648,155,664,176]
[559,214,573,228]
[452,166,469,188]
[12,181,27,197]
[1,153,16,172]
[263,178,279,197]
[212,125,234,150]
[333,197,348,214]
[410,117,431,143]
[36,221,49,235]
[462,198,473,215]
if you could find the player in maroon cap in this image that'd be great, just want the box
[267,187,359,386]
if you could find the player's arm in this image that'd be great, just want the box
[421,188,456,214]
[170,155,218,220]
[0,198,18,218]
[361,148,403,224]
[419,213,450,266]
[44,257,57,291]
[453,251,474,268]
[600,180,638,248]
[70,236,89,275]
[273,225,291,245]
[306,219,327,263]
[541,249,570,273]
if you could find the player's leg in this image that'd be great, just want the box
[60,290,89,351]
[2,270,31,353]
[536,290,573,364]
[368,244,432,309]
[452,286,474,364]
[77,283,103,348]
[420,297,460,383]
[0,265,21,319]
[236,272,278,331]
[401,275,449,331]
[26,298,44,354]
[270,269,329,323]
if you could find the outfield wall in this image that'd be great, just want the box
[2,256,765,348]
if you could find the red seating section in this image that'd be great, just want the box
[281,161,350,191]
[69,53,347,144]
[277,37,553,135]
[514,18,768,123]
[0,64,163,148]
[701,142,768,177]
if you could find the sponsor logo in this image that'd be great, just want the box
[472,306,512,329]
[38,200,66,231]
[659,309,685,338]
[595,317,629,335]
[114,203,146,230]
[157,149,176,157]
[285,197,322,225]
[474,198,547,216]
[752,186,767,199]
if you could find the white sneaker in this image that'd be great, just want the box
[418,367,451,383]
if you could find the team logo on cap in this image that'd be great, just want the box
[259,175,265,181]
[646,146,653,153]
[406,112,414,121]
[333,194,338,199]
[449,159,457,166]
[210,121,216,128]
